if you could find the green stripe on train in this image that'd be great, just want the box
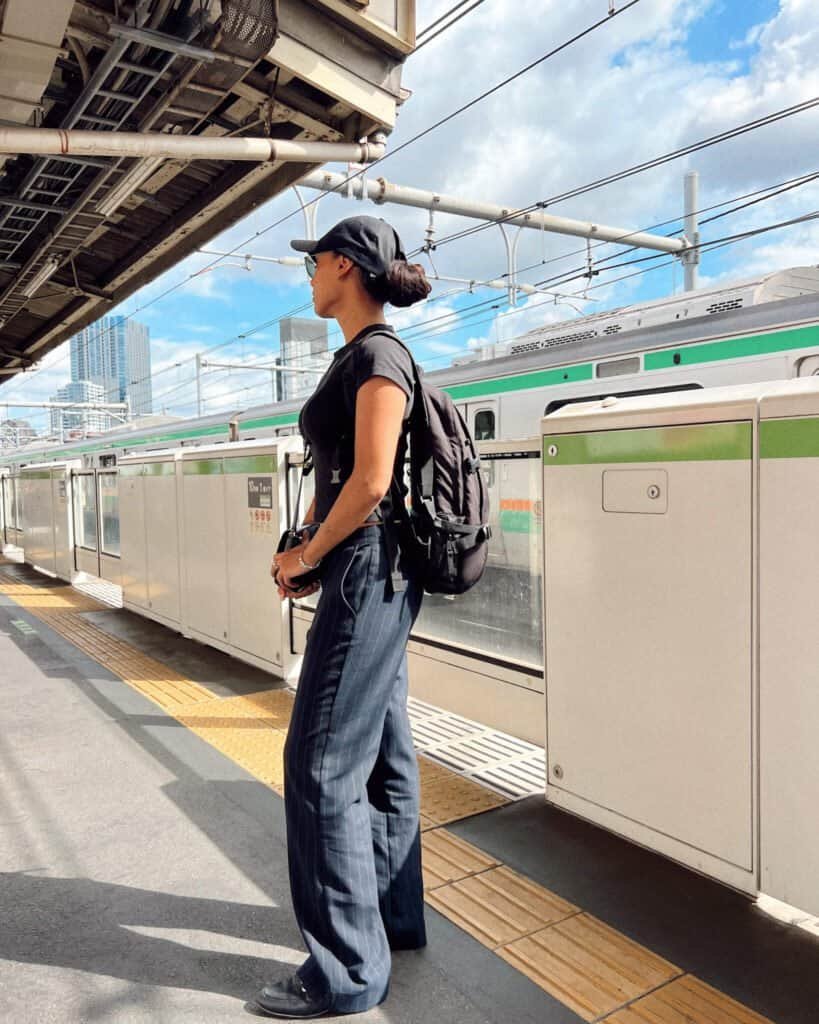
[5,324,819,467]
[644,324,819,370]
[444,362,593,401]
[543,421,752,465]
[760,416,819,458]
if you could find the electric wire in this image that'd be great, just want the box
[414,0,490,51]
[10,162,819,432]
[410,97,819,255]
[0,2,643,401]
[8,198,818,442]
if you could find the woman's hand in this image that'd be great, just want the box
[271,542,321,602]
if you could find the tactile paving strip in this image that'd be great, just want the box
[421,829,500,890]
[603,975,775,1024]
[37,610,214,708]
[426,865,579,949]
[173,690,295,793]
[498,914,682,1021]
[418,754,509,824]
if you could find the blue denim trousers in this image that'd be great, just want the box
[284,524,425,1013]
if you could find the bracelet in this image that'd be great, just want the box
[299,551,321,571]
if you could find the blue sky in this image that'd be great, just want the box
[5,0,818,432]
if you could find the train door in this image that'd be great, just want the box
[72,470,101,578]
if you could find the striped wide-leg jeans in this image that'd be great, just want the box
[284,524,425,1014]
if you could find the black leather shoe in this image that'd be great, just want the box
[253,971,332,1019]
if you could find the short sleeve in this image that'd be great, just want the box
[350,334,414,401]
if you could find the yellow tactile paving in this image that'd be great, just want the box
[418,755,508,824]
[603,975,776,1024]
[426,865,579,949]
[498,914,682,1022]
[0,563,777,1024]
[34,609,214,708]
[0,571,106,611]
[227,687,295,729]
[422,828,500,890]
[176,709,288,791]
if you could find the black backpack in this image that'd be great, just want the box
[383,331,492,595]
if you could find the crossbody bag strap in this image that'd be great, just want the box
[290,441,313,532]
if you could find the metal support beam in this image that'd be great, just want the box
[0,196,70,214]
[107,24,219,63]
[298,169,689,256]
[0,399,128,410]
[0,127,387,165]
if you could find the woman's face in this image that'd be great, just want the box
[310,251,350,318]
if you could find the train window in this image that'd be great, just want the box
[545,382,702,416]
[74,474,98,551]
[474,410,496,440]
[99,473,120,557]
[3,480,12,531]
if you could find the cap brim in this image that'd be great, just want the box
[290,238,318,253]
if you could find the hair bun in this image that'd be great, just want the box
[384,260,432,307]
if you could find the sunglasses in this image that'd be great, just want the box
[304,253,317,279]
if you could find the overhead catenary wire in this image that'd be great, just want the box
[155,203,819,418]
[9,169,819,431]
[414,0,490,51]
[18,163,819,413]
[7,200,816,444]
[1,2,642,400]
[10,158,819,423]
[409,96,819,255]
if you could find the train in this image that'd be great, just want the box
[2,264,819,681]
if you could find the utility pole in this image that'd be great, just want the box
[682,171,700,292]
[195,353,202,418]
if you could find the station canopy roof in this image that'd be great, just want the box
[0,0,412,383]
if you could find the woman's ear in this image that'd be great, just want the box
[336,255,356,279]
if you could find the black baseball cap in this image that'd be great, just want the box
[290,215,406,279]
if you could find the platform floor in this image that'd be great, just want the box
[1,560,817,1023]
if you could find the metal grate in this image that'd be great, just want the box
[511,329,598,355]
[72,573,123,609]
[706,297,744,314]
[408,697,545,800]
[221,0,279,59]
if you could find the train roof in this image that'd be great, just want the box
[504,266,819,359]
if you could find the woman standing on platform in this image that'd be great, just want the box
[257,216,432,1019]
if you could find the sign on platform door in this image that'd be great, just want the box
[248,476,273,535]
[247,476,272,509]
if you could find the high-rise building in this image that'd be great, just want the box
[279,317,331,402]
[70,315,152,416]
[49,381,109,436]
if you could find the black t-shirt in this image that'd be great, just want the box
[298,324,415,522]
